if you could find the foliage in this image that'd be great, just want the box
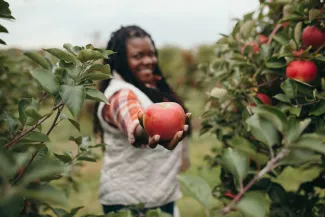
[179,0,325,217]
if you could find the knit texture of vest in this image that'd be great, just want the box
[97,76,183,208]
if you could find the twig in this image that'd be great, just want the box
[3,101,64,149]
[257,76,280,88]
[267,24,282,45]
[220,149,288,215]
[12,103,65,185]
[315,43,325,54]
[46,104,64,135]
[38,92,48,103]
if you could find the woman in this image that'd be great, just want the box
[93,25,192,216]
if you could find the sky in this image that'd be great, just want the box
[3,0,259,50]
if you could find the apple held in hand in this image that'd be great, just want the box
[143,102,186,141]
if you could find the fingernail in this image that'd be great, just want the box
[183,125,189,132]
[187,113,192,118]
[154,135,160,141]
[178,131,183,138]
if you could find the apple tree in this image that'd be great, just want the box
[179,0,325,217]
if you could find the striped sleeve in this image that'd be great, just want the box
[101,89,144,146]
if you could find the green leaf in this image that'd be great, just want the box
[309,100,325,116]
[221,148,249,184]
[70,206,84,216]
[29,68,60,94]
[19,184,68,205]
[24,51,51,70]
[246,114,279,147]
[85,64,111,74]
[273,32,289,45]
[252,105,287,133]
[260,44,271,58]
[240,20,255,39]
[77,49,105,63]
[69,136,82,145]
[68,118,80,132]
[309,9,321,22]
[2,112,19,133]
[0,147,15,176]
[266,59,286,69]
[19,158,63,186]
[59,85,85,117]
[21,131,50,143]
[0,24,8,33]
[0,197,24,217]
[77,156,96,162]
[0,38,6,45]
[25,105,42,120]
[281,79,297,99]
[85,88,108,104]
[280,149,321,166]
[292,133,325,155]
[236,191,270,217]
[285,117,311,144]
[80,71,111,81]
[54,152,72,163]
[316,55,325,62]
[273,94,291,103]
[63,43,77,56]
[106,210,132,217]
[44,48,76,64]
[177,174,211,208]
[227,136,268,166]
[294,22,302,45]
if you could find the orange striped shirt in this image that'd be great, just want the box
[102,89,144,146]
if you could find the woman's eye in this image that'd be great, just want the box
[133,54,142,59]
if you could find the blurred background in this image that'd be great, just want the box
[1,0,259,216]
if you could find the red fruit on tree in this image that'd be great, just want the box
[241,42,260,55]
[256,93,272,105]
[259,35,268,44]
[292,49,305,57]
[302,26,325,49]
[143,102,186,141]
[286,60,317,83]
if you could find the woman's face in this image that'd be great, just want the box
[126,36,158,86]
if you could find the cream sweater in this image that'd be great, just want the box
[96,74,186,208]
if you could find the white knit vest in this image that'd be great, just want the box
[97,76,183,208]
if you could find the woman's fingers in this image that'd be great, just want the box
[137,110,145,128]
[148,135,160,149]
[166,131,183,150]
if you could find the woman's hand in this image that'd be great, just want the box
[137,110,191,150]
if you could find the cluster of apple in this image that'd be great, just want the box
[243,25,325,106]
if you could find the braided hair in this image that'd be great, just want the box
[93,25,192,141]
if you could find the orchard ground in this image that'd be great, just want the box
[40,87,321,217]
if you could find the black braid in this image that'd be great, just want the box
[93,25,192,141]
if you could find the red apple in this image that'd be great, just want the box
[241,42,260,55]
[286,60,317,83]
[143,102,186,141]
[259,35,268,44]
[302,26,325,49]
[292,49,305,57]
[256,93,272,105]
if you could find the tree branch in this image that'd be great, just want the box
[3,101,64,149]
[12,103,65,185]
[220,148,288,215]
[267,24,282,45]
